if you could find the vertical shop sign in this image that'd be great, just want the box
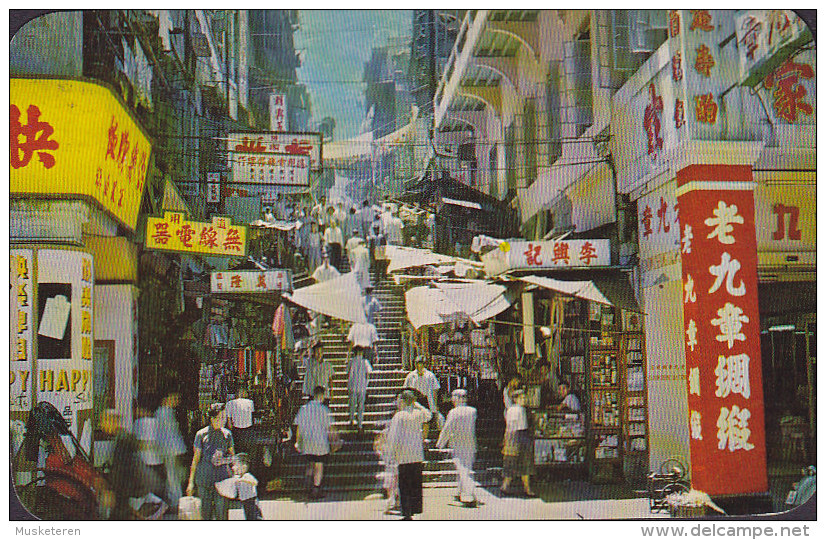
[269,93,288,132]
[11,249,95,444]
[677,165,767,496]
[207,172,221,203]
[10,250,34,411]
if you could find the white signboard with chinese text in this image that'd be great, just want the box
[10,250,34,412]
[482,239,610,276]
[211,270,293,293]
[228,131,322,171]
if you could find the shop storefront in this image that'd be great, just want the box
[608,9,815,506]
[10,78,152,476]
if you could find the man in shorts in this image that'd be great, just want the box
[294,385,336,499]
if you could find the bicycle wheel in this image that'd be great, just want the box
[659,456,689,479]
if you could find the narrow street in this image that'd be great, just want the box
[9,9,817,525]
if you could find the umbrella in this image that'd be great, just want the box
[284,272,367,323]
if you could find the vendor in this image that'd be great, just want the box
[556,381,581,413]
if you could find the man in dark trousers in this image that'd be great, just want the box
[385,389,432,520]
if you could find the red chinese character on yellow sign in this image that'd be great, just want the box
[200,227,219,249]
[641,205,653,237]
[763,59,814,123]
[223,228,243,252]
[230,275,243,288]
[689,10,714,32]
[257,274,267,289]
[106,116,118,160]
[694,93,718,124]
[694,44,715,77]
[10,104,59,169]
[176,224,196,248]
[152,222,172,245]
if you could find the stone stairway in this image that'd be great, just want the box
[277,265,505,497]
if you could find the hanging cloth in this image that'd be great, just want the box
[281,307,295,352]
[254,350,267,373]
[272,304,285,337]
[237,349,245,377]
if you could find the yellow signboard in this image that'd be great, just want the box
[145,212,248,257]
[10,78,152,231]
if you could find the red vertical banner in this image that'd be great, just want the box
[677,165,768,496]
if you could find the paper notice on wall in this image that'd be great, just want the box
[38,295,71,340]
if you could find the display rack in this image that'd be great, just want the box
[588,303,623,482]
[621,329,649,484]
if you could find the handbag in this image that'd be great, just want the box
[178,496,202,520]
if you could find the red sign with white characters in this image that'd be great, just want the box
[677,165,767,496]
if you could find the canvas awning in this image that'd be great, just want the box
[519,274,642,312]
[405,280,513,329]
[385,245,482,274]
[284,272,366,323]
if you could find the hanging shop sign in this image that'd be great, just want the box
[9,248,95,446]
[210,269,292,293]
[676,164,768,497]
[10,78,152,231]
[207,172,221,203]
[145,212,247,257]
[269,93,288,132]
[734,10,813,88]
[482,239,611,276]
[228,131,323,172]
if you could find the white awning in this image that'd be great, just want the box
[441,197,481,210]
[385,245,483,274]
[520,275,613,306]
[284,272,366,323]
[405,280,512,329]
[249,219,303,231]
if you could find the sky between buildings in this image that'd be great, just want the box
[295,10,412,141]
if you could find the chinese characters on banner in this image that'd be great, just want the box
[10,250,34,412]
[677,165,767,496]
[10,79,152,231]
[269,93,288,132]
[210,270,293,293]
[146,212,247,257]
[508,240,610,270]
[734,10,813,87]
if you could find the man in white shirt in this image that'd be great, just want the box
[323,219,344,272]
[385,390,432,520]
[436,389,478,506]
[226,388,255,453]
[310,256,340,329]
[294,386,336,499]
[403,356,444,440]
[556,381,581,412]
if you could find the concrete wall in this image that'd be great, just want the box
[93,284,138,426]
